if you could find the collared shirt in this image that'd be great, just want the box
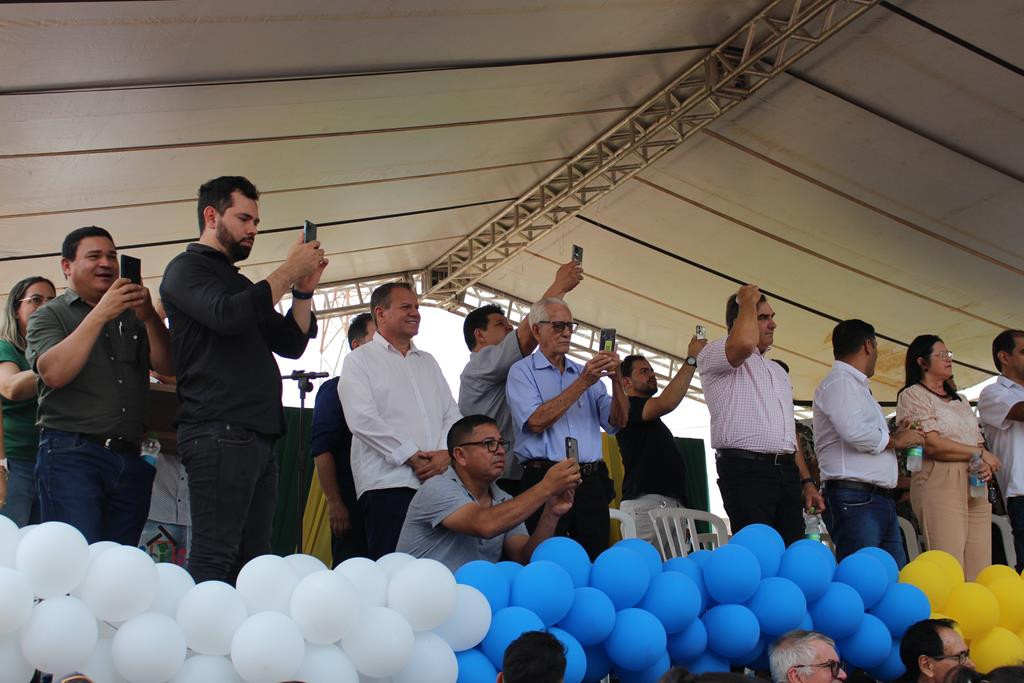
[616,396,687,501]
[26,288,151,441]
[396,467,526,572]
[697,338,796,452]
[160,243,316,436]
[813,361,896,488]
[979,375,1024,499]
[338,333,462,497]
[147,450,190,526]
[309,377,358,506]
[459,331,525,476]
[506,351,618,463]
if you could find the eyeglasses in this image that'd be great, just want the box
[457,439,509,453]
[18,294,54,307]
[931,650,970,665]
[931,351,954,360]
[537,321,578,334]
[794,660,845,678]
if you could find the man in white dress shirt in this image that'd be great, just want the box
[813,319,923,566]
[338,282,462,558]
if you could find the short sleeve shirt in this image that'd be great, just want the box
[615,396,686,501]
[0,340,40,461]
[458,332,524,445]
[396,469,527,572]
[896,384,983,447]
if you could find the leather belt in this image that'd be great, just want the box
[522,459,604,476]
[717,448,794,465]
[824,479,896,498]
[79,433,141,457]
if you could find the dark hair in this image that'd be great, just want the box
[369,282,413,324]
[346,313,375,350]
[621,354,646,378]
[992,330,1024,373]
[61,226,113,261]
[0,276,57,350]
[446,414,498,457]
[900,335,960,401]
[772,358,790,374]
[659,668,760,683]
[725,292,767,330]
[944,667,985,683]
[463,304,504,351]
[502,631,566,683]
[985,666,1024,683]
[832,319,876,359]
[196,176,260,235]
[899,618,958,682]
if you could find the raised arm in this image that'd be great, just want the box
[643,338,707,421]
[515,262,583,356]
[725,285,762,368]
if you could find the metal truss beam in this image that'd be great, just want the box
[422,0,879,307]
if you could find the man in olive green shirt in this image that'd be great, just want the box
[26,226,173,544]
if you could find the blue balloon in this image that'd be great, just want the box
[557,587,616,646]
[532,537,591,588]
[510,560,575,626]
[663,557,708,611]
[495,560,524,585]
[834,553,888,609]
[604,609,667,672]
[456,560,511,613]
[638,572,702,634]
[867,637,906,682]
[837,613,890,670]
[808,582,864,641]
[667,618,707,664]
[480,606,545,668]
[703,604,760,661]
[456,649,498,683]
[704,544,761,604]
[854,546,899,586]
[617,651,671,683]
[745,576,807,636]
[591,547,651,610]
[583,644,613,682]
[778,540,836,603]
[548,627,586,683]
[730,523,785,577]
[799,611,813,630]
[689,549,713,569]
[869,583,930,638]
[685,651,729,674]
[616,539,663,581]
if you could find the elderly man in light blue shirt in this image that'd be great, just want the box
[506,296,627,559]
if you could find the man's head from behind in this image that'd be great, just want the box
[900,619,973,683]
[347,312,376,350]
[497,630,566,683]
[464,304,513,352]
[447,414,506,484]
[770,630,847,683]
[196,176,261,262]
[61,226,117,300]
[369,282,419,343]
[831,319,878,377]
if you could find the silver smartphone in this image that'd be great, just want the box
[696,324,707,341]
[572,244,583,263]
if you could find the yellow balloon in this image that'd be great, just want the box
[988,576,1024,633]
[976,564,1021,588]
[969,627,1024,671]
[930,612,964,638]
[901,560,955,612]
[917,550,966,585]
[943,582,1000,640]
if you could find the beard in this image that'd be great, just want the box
[215,219,252,262]
[637,381,657,397]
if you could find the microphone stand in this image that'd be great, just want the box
[282,370,329,553]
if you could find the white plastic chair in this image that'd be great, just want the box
[898,516,921,561]
[647,507,730,559]
[993,514,1017,569]
[608,507,637,539]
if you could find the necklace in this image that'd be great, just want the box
[918,381,951,399]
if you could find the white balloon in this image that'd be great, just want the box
[15,521,90,598]
[20,595,98,674]
[63,638,127,683]
[81,545,159,622]
[150,563,195,618]
[335,557,388,607]
[176,581,248,655]
[376,552,415,579]
[71,541,121,598]
[0,515,19,568]
[112,612,187,683]
[0,567,34,636]
[18,524,37,537]
[98,619,119,639]
[430,584,492,652]
[392,632,457,683]
[230,611,305,683]
[284,553,327,579]
[387,559,456,631]
[171,654,244,683]
[290,570,362,644]
[235,554,298,614]
[0,630,34,683]
[341,606,414,678]
[294,644,359,683]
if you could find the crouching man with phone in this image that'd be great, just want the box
[25,226,174,544]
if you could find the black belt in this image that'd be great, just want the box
[717,448,794,465]
[79,433,140,457]
[522,459,605,476]
[824,479,896,498]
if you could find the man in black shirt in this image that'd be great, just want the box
[160,176,326,584]
[616,336,706,543]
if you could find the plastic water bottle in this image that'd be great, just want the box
[905,421,923,472]
[141,433,161,468]
[969,454,987,499]
[804,507,822,542]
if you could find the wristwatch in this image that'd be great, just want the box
[685,356,697,367]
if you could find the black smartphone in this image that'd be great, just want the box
[303,220,318,243]
[572,244,583,263]
[565,436,579,461]
[599,328,616,353]
[120,255,141,285]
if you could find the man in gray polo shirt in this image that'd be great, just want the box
[397,414,579,571]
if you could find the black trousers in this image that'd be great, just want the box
[358,487,417,560]
[522,461,613,561]
[716,453,804,546]
[330,492,369,568]
[178,421,277,585]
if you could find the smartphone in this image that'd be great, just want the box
[572,244,583,264]
[599,328,616,353]
[303,220,318,243]
[565,436,579,461]
[696,324,707,341]
[120,255,142,285]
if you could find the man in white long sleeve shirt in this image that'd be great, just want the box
[338,282,461,558]
[813,319,923,566]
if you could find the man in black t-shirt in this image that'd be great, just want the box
[616,336,706,542]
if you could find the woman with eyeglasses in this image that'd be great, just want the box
[0,276,57,527]
[896,335,998,580]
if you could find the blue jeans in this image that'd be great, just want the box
[36,428,155,544]
[1005,497,1024,573]
[0,458,40,527]
[823,484,908,568]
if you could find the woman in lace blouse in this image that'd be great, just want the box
[896,335,999,580]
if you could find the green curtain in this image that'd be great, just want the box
[271,406,315,555]
[675,437,711,533]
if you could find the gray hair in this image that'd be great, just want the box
[769,630,836,683]
[528,297,569,328]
